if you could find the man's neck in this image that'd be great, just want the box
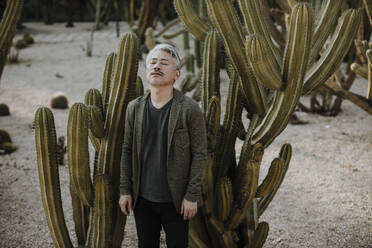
[149,85,174,109]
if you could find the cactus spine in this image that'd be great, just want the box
[0,0,23,81]
[35,32,140,248]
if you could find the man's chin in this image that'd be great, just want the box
[149,81,169,86]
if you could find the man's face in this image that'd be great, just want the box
[146,50,180,87]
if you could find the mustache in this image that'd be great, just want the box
[150,70,164,76]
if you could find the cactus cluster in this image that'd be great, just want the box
[0,0,23,81]
[175,0,362,247]
[34,32,143,247]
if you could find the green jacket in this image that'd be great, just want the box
[120,88,207,213]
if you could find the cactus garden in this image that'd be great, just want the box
[0,0,372,247]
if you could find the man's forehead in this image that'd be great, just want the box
[149,50,173,60]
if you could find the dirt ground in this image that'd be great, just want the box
[0,22,371,248]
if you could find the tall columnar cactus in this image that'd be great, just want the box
[0,0,23,81]
[34,108,73,247]
[34,32,141,247]
[175,0,361,247]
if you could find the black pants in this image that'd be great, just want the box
[134,197,189,248]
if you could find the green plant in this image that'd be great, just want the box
[0,0,23,81]
[34,32,141,247]
[175,0,362,247]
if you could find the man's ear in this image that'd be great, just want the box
[175,69,181,81]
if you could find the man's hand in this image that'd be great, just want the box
[181,199,197,220]
[119,194,133,216]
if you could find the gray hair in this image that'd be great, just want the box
[146,44,181,70]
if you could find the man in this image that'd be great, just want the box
[119,44,207,248]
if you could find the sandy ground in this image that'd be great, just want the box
[0,22,371,248]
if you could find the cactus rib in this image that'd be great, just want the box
[84,89,104,152]
[88,105,105,138]
[256,158,283,198]
[202,30,221,113]
[227,160,259,230]
[189,228,209,248]
[70,182,90,246]
[136,76,144,97]
[214,71,244,182]
[259,144,292,216]
[91,175,112,248]
[206,96,221,154]
[102,53,116,115]
[67,103,94,207]
[248,222,269,248]
[217,177,233,222]
[174,0,210,41]
[308,0,342,65]
[303,9,362,94]
[246,34,282,90]
[238,0,282,66]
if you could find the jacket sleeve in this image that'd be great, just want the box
[184,103,207,205]
[119,101,134,196]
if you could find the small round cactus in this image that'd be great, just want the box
[0,129,16,155]
[15,39,27,49]
[49,92,69,109]
[0,103,10,116]
[23,33,34,45]
[0,128,12,143]
[0,142,17,154]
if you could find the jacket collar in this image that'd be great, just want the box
[137,87,184,104]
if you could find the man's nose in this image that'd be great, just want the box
[153,63,161,70]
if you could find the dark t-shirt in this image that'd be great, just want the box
[140,96,173,202]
